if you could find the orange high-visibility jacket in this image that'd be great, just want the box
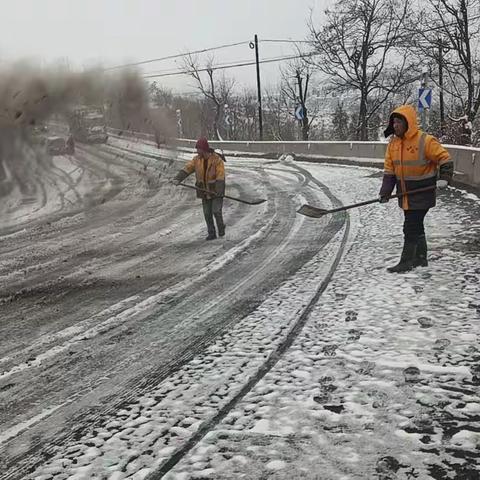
[383,105,451,210]
[181,151,225,199]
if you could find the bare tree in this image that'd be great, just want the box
[409,0,480,133]
[330,102,350,140]
[280,57,318,140]
[149,82,174,108]
[227,89,258,140]
[308,0,419,140]
[182,54,235,139]
[264,87,297,141]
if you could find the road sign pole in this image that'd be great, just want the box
[420,70,428,130]
[224,103,232,140]
[438,39,445,136]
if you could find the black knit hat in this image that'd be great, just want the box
[384,112,408,138]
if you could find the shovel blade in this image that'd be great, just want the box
[225,196,266,205]
[246,198,267,205]
[297,204,329,218]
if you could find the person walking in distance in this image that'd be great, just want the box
[379,105,453,273]
[172,137,226,240]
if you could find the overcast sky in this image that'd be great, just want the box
[0,0,328,93]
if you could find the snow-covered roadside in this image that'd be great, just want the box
[165,164,480,480]
[450,185,480,204]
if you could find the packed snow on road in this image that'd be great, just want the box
[1,134,479,480]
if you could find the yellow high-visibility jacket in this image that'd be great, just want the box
[382,104,452,210]
[177,151,225,199]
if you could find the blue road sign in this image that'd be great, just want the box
[295,104,305,121]
[418,88,432,111]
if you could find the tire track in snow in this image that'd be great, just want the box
[0,140,346,480]
[0,157,331,480]
[8,179,345,478]
[0,160,266,373]
[145,172,351,479]
[0,198,274,382]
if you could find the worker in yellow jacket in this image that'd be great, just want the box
[173,137,226,240]
[379,105,453,273]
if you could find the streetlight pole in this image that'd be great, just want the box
[176,109,183,138]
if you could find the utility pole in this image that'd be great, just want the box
[438,39,445,136]
[296,70,303,141]
[251,35,263,141]
[296,69,309,141]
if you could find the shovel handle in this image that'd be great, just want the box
[178,182,218,197]
[177,182,266,205]
[325,185,437,215]
[387,185,436,200]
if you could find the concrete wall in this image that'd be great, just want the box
[447,146,480,188]
[107,129,480,190]
[171,138,480,190]
[171,138,388,159]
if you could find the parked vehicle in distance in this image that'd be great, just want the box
[67,106,108,143]
[46,136,74,156]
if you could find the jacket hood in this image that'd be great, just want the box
[384,104,419,139]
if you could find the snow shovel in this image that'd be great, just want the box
[297,185,436,218]
[178,183,266,205]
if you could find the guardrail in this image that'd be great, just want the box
[108,127,155,142]
[105,129,480,190]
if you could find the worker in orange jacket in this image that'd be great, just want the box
[379,105,453,273]
[173,137,226,240]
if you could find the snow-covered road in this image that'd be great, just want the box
[0,138,479,479]
[1,139,343,479]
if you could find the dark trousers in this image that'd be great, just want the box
[403,209,429,241]
[202,198,225,235]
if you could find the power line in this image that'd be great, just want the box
[107,39,309,72]
[105,40,250,71]
[406,13,480,36]
[394,13,480,46]
[143,42,315,76]
[142,14,480,79]
[144,51,310,76]
[255,15,480,47]
[142,52,320,79]
[260,39,311,44]
[108,13,480,74]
